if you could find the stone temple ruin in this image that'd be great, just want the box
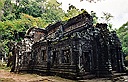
[8,11,126,79]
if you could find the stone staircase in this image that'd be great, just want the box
[111,71,128,82]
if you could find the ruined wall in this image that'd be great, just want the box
[11,11,126,79]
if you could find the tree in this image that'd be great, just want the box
[63,5,85,21]
[17,0,43,17]
[2,0,15,21]
[117,22,128,57]
[100,12,113,24]
[41,0,66,26]
[100,12,113,29]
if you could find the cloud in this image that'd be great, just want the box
[57,0,128,28]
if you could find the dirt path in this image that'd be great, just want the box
[1,69,128,82]
[0,69,111,82]
[0,69,76,82]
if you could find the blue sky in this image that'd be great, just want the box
[57,0,128,29]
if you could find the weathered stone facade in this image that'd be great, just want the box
[10,11,126,79]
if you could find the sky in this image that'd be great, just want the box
[57,0,128,29]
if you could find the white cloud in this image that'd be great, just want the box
[57,0,128,28]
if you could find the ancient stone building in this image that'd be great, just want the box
[11,11,126,79]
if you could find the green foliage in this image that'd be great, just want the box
[17,1,43,17]
[117,21,128,56]
[0,14,46,55]
[64,5,84,21]
[0,13,46,40]
[2,0,15,21]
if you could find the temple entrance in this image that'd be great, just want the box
[42,50,47,62]
[52,51,59,65]
[62,49,71,64]
[82,51,90,72]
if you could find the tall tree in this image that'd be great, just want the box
[117,22,128,57]
[63,5,85,21]
[17,0,43,17]
[100,12,113,29]
[41,0,65,26]
[2,0,15,21]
